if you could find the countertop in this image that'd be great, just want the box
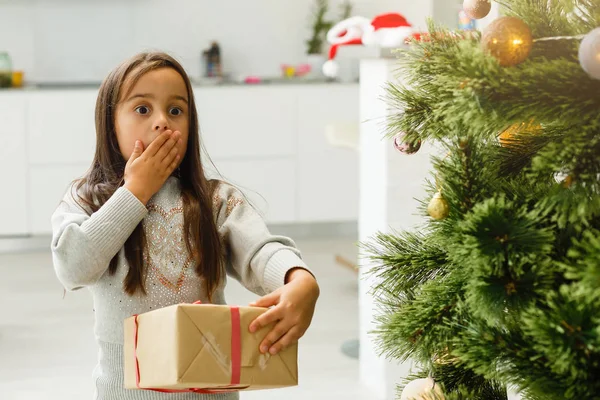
[0,77,358,92]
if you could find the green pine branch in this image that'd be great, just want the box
[306,0,331,55]
[306,0,354,55]
[362,230,450,299]
[497,0,600,37]
[561,228,600,298]
[365,1,600,398]
[397,364,508,400]
[370,275,464,364]
[386,4,600,144]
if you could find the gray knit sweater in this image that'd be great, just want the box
[50,177,309,400]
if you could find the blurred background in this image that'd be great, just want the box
[0,0,473,85]
[0,1,497,399]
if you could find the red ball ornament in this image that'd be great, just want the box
[393,132,421,154]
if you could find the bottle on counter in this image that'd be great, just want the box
[202,41,222,78]
[0,52,12,88]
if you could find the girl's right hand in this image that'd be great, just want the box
[123,130,181,205]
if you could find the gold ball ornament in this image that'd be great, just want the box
[428,191,450,220]
[498,120,541,146]
[554,171,574,188]
[562,175,574,188]
[482,16,533,67]
[400,377,445,400]
[433,349,460,366]
[463,0,492,20]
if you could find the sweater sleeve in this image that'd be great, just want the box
[214,183,313,296]
[50,184,148,291]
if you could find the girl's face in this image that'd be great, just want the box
[115,67,189,162]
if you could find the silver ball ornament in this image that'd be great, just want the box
[393,132,421,155]
[579,27,600,80]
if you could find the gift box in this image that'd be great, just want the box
[123,302,298,393]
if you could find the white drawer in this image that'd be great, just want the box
[195,87,296,159]
[29,165,88,235]
[28,90,97,166]
[0,94,28,236]
[209,158,296,224]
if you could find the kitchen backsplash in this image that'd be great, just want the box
[0,0,459,84]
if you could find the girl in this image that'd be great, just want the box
[50,52,320,400]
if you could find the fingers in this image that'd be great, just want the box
[162,139,181,166]
[153,132,177,162]
[249,290,281,309]
[259,319,293,354]
[156,140,181,179]
[266,326,302,355]
[249,305,281,334]
[168,153,180,172]
[144,130,173,157]
[127,140,144,165]
[155,131,181,165]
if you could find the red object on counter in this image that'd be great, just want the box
[244,76,261,84]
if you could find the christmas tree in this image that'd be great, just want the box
[362,1,600,399]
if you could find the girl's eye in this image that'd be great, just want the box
[135,105,150,115]
[169,107,183,116]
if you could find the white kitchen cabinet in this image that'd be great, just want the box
[0,93,28,236]
[211,158,297,224]
[0,83,361,238]
[195,86,296,160]
[28,90,97,166]
[296,85,359,222]
[29,164,89,235]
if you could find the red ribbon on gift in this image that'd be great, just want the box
[133,300,248,394]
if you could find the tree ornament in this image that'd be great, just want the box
[578,27,600,80]
[400,377,445,400]
[394,132,421,154]
[433,348,459,366]
[463,0,492,20]
[428,191,450,220]
[562,175,574,188]
[482,16,533,67]
[498,120,541,146]
[554,171,574,188]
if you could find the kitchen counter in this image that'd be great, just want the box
[1,77,358,91]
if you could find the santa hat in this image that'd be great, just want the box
[322,13,414,78]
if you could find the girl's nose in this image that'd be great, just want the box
[154,122,168,131]
[153,114,169,131]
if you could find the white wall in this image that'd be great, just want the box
[0,0,462,84]
[358,58,443,399]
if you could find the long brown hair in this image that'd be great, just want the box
[72,52,223,299]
